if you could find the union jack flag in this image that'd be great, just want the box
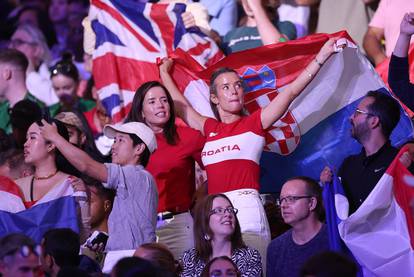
[89,0,224,122]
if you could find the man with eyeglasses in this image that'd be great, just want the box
[266,176,329,277]
[320,90,410,214]
[0,233,41,277]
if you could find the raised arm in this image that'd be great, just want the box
[159,59,207,134]
[261,38,336,129]
[363,26,387,66]
[39,120,108,182]
[393,13,414,58]
[246,0,284,44]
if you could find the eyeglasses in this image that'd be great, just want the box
[9,38,37,48]
[210,207,238,216]
[1,245,42,259]
[210,269,238,277]
[354,108,374,117]
[277,195,313,206]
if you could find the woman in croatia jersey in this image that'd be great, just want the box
[125,81,205,260]
[159,38,337,265]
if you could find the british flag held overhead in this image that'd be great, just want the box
[88,0,224,122]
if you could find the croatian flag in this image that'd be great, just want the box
[0,177,79,242]
[168,31,413,192]
[89,0,224,123]
[324,146,414,276]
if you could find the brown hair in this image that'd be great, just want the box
[209,67,243,122]
[134,243,179,275]
[193,194,245,262]
[125,81,178,145]
[201,256,241,277]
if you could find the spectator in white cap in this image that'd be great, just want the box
[39,120,159,251]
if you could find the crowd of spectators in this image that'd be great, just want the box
[0,0,414,277]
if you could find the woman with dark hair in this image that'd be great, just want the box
[125,81,205,260]
[180,194,262,277]
[201,256,241,277]
[14,118,90,239]
[159,39,337,267]
[50,54,95,115]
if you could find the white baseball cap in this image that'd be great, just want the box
[103,122,157,153]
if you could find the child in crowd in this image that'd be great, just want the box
[39,120,158,251]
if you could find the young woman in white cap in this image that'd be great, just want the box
[40,119,158,251]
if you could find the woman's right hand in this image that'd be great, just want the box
[316,38,337,64]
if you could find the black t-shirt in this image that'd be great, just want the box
[338,141,403,214]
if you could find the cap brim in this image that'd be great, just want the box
[103,125,118,139]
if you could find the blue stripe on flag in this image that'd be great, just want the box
[92,20,125,48]
[109,0,159,46]
[102,94,122,116]
[0,196,79,243]
[260,89,413,193]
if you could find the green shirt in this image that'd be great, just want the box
[0,93,45,134]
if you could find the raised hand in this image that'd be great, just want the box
[320,166,333,185]
[400,12,414,36]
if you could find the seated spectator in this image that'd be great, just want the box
[41,228,82,277]
[222,0,296,54]
[180,194,262,277]
[41,228,101,277]
[39,120,158,251]
[201,256,241,277]
[9,24,59,106]
[300,251,358,277]
[266,176,329,277]
[111,256,165,277]
[134,243,180,276]
[0,233,41,277]
[50,54,95,115]
[0,148,33,179]
[0,49,43,134]
[388,12,414,110]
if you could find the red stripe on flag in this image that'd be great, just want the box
[150,4,174,54]
[92,0,159,53]
[93,53,160,91]
[0,176,24,199]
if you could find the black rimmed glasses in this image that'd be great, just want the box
[209,207,238,216]
[277,195,314,206]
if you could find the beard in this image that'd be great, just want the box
[351,119,371,143]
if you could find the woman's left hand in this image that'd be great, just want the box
[316,38,338,65]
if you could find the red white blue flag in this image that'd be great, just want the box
[89,0,224,122]
[0,177,79,242]
[167,31,413,192]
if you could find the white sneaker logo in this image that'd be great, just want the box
[374,167,385,173]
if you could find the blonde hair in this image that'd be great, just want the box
[15,24,52,66]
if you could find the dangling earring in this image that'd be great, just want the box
[204,234,210,241]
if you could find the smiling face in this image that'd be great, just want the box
[211,72,244,118]
[23,123,51,165]
[209,196,236,240]
[141,86,171,132]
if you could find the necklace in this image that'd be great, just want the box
[34,170,58,180]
